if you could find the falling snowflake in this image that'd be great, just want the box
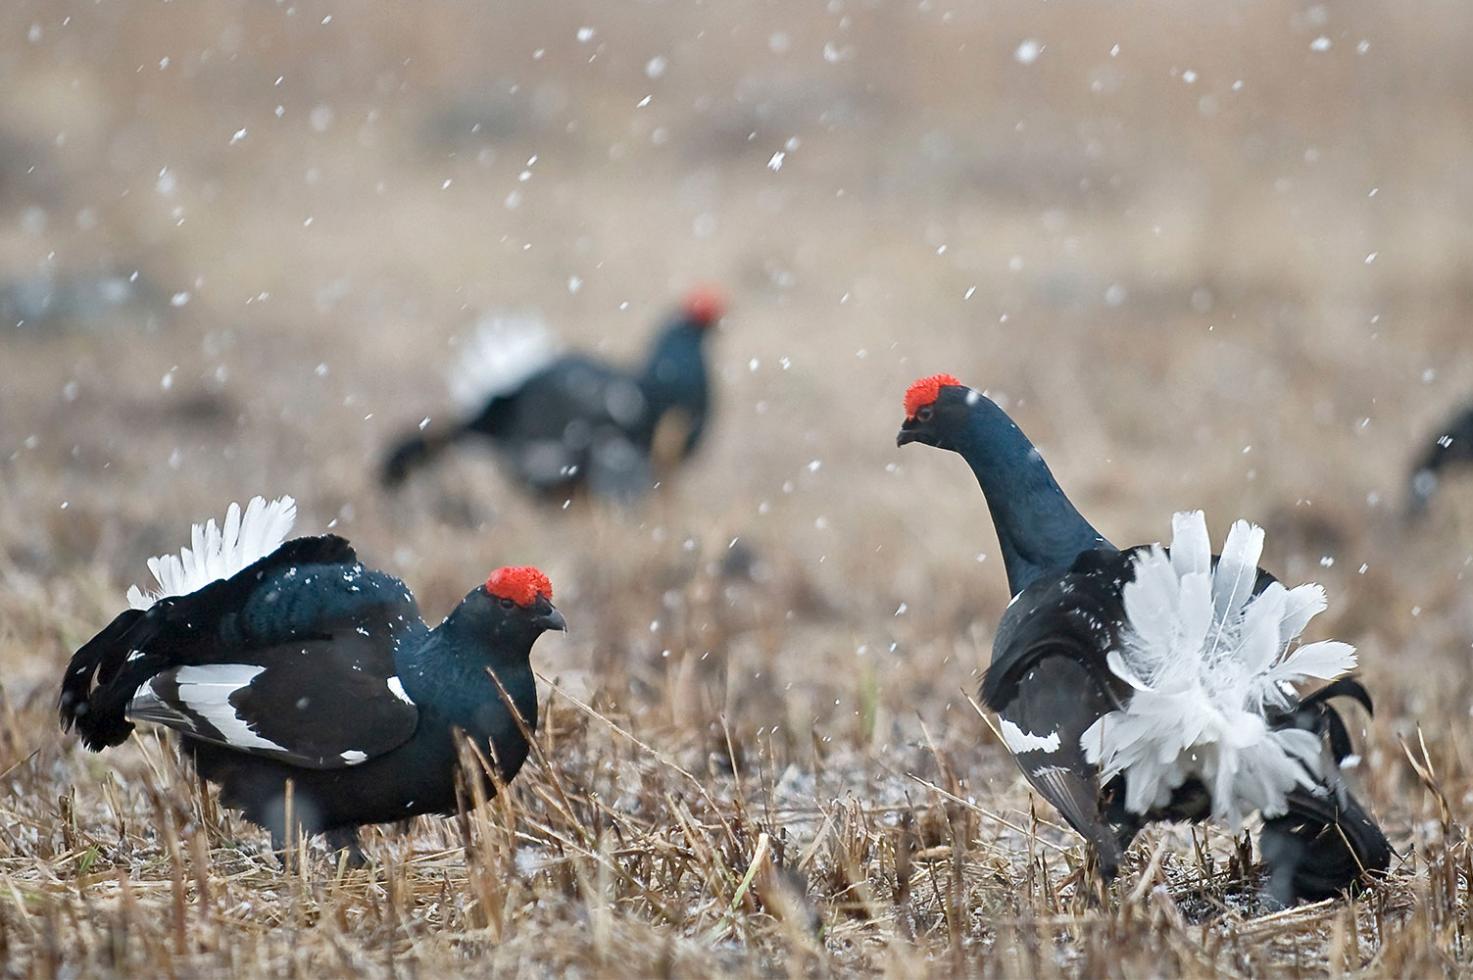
[1014,39,1042,65]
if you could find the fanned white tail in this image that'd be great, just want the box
[447,314,559,412]
[126,496,297,610]
[1081,511,1357,829]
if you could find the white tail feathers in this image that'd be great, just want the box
[1081,511,1357,830]
[447,314,559,411]
[126,496,297,609]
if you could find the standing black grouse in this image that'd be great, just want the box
[897,375,1389,906]
[382,288,724,502]
[1407,400,1473,519]
[59,496,565,858]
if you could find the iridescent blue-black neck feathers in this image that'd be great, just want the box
[639,315,712,451]
[898,382,1112,595]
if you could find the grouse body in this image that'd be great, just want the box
[898,375,1389,905]
[382,289,723,501]
[1407,400,1473,518]
[59,496,565,856]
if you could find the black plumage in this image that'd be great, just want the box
[1407,401,1473,518]
[899,375,1389,904]
[382,289,723,502]
[984,546,1388,903]
[60,523,564,858]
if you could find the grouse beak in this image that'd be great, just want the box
[538,605,568,633]
[896,420,919,447]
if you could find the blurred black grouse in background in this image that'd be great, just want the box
[59,496,564,859]
[897,375,1390,907]
[1407,401,1473,519]
[382,288,724,502]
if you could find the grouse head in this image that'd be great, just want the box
[896,373,969,449]
[456,566,566,648]
[681,286,726,330]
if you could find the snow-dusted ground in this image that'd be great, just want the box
[1,2,1471,974]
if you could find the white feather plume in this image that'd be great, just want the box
[1081,510,1357,829]
[447,314,559,412]
[126,496,297,610]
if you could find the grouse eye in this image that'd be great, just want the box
[916,405,934,422]
[499,597,516,610]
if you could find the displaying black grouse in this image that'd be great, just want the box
[382,288,724,502]
[59,496,565,858]
[1407,400,1473,518]
[897,375,1389,906]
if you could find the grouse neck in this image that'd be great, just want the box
[953,395,1113,595]
[642,322,707,408]
[399,609,537,722]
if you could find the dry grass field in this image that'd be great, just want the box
[3,1,1473,975]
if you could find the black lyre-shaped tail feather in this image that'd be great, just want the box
[1261,786,1391,907]
[381,430,459,487]
[58,607,149,748]
[1261,676,1390,906]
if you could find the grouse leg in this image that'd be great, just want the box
[323,826,367,868]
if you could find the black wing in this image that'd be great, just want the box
[61,534,422,768]
[982,548,1130,711]
[983,550,1137,873]
[128,630,419,769]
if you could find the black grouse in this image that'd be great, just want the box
[1407,400,1473,518]
[382,288,724,502]
[897,374,1390,906]
[59,496,565,859]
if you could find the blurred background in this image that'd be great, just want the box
[2,0,1473,953]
